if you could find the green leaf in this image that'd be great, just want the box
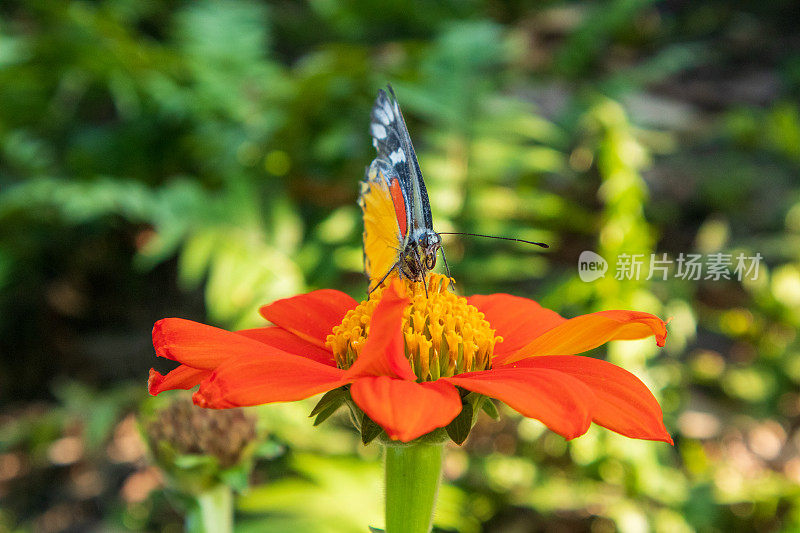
[360,413,382,445]
[445,403,473,445]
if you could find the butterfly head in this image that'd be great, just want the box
[419,230,442,271]
[400,229,441,281]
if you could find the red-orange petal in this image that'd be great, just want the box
[467,294,566,357]
[344,280,416,381]
[236,326,335,366]
[154,318,271,369]
[443,368,595,440]
[193,349,347,409]
[259,289,358,349]
[504,356,673,444]
[148,365,211,395]
[496,310,668,365]
[350,376,462,442]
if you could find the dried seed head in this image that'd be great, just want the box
[145,397,256,469]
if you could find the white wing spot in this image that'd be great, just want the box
[389,148,406,165]
[371,123,387,139]
[375,108,391,125]
[382,100,394,121]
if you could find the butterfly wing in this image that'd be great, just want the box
[369,87,433,235]
[359,157,409,285]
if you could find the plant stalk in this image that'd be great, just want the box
[186,483,233,533]
[384,442,445,533]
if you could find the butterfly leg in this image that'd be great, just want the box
[368,263,399,295]
[409,245,429,298]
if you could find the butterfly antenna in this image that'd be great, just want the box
[438,232,549,248]
[439,247,455,291]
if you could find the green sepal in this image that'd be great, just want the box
[361,413,383,445]
[173,453,218,470]
[313,401,344,426]
[254,439,284,460]
[218,463,251,492]
[481,397,500,420]
[309,387,348,417]
[343,397,363,431]
[445,403,473,445]
[156,442,221,494]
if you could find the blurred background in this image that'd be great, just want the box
[1,0,800,531]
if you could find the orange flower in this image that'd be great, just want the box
[149,274,672,444]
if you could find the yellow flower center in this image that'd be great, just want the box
[326,273,501,381]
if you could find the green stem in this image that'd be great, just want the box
[384,442,445,533]
[186,484,233,533]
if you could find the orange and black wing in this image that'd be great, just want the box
[359,157,410,286]
[370,86,433,235]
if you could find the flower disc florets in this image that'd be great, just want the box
[326,273,501,381]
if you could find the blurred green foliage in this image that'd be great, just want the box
[2,0,800,531]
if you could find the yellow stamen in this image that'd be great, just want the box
[326,274,502,381]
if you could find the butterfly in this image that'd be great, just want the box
[359,86,444,292]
